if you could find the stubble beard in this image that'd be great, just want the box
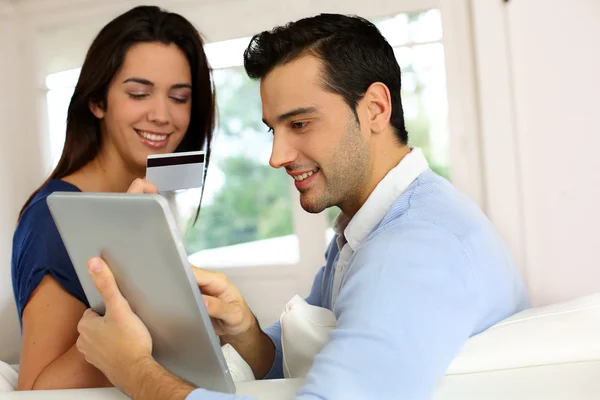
[299,117,370,214]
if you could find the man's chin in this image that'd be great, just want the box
[299,194,328,214]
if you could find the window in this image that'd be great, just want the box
[45,68,79,170]
[177,38,300,268]
[44,38,300,269]
[180,65,298,267]
[383,9,449,179]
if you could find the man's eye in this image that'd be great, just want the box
[292,122,308,129]
[267,127,274,134]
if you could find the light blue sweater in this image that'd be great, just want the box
[188,170,530,400]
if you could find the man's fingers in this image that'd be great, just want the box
[82,308,98,318]
[76,308,101,356]
[192,267,230,296]
[76,335,85,354]
[202,294,243,326]
[77,309,100,333]
[87,257,128,313]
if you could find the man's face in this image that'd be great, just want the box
[260,55,371,214]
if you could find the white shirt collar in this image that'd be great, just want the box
[332,147,429,251]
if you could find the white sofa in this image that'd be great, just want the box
[2,293,599,399]
[435,293,600,399]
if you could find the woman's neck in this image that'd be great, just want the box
[62,148,143,193]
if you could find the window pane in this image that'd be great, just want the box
[375,9,442,46]
[46,68,80,90]
[46,68,81,171]
[377,13,410,47]
[407,9,443,44]
[46,86,75,170]
[45,65,298,268]
[204,37,251,69]
[399,43,449,179]
[178,67,298,266]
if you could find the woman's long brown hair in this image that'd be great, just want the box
[19,5,215,220]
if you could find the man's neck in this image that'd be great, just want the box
[339,144,411,218]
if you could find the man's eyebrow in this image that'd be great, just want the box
[123,78,192,90]
[262,106,319,127]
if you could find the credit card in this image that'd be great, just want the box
[146,150,205,192]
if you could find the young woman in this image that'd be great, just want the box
[12,5,215,390]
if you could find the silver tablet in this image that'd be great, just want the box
[46,192,235,394]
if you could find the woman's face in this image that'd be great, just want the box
[90,41,193,170]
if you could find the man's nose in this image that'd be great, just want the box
[269,132,298,169]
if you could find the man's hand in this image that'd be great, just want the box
[193,267,255,336]
[193,267,276,378]
[76,257,153,393]
[127,178,158,194]
[77,258,195,400]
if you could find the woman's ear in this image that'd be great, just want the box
[88,100,105,119]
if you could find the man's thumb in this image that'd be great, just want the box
[87,257,126,312]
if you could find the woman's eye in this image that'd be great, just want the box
[171,96,190,104]
[128,93,147,100]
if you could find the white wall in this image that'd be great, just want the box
[506,0,600,305]
[0,2,47,364]
[472,0,600,307]
[0,10,21,365]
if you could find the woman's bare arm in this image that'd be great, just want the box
[17,275,111,390]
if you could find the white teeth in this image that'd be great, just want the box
[294,168,319,181]
[138,130,168,142]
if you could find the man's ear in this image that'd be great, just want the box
[88,99,105,119]
[364,82,392,133]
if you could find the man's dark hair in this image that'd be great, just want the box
[243,13,407,144]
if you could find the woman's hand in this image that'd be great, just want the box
[127,178,158,194]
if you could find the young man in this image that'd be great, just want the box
[75,14,530,400]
